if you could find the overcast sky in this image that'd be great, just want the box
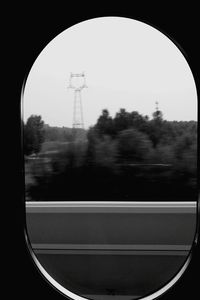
[22,17,197,128]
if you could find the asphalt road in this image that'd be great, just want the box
[25,201,197,300]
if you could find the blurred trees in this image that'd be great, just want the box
[90,108,197,170]
[44,125,73,142]
[94,109,114,136]
[86,108,197,198]
[24,115,45,155]
[93,135,118,168]
[87,108,158,165]
[173,130,197,175]
[117,129,153,163]
[25,108,197,201]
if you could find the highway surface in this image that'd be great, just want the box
[26,201,197,300]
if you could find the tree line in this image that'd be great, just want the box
[87,108,197,170]
[23,108,197,201]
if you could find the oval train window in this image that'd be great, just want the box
[23,17,198,300]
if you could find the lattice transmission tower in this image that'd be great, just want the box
[68,72,87,131]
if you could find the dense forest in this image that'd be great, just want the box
[24,108,198,201]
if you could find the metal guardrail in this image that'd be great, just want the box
[26,201,196,213]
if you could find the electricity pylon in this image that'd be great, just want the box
[68,72,87,140]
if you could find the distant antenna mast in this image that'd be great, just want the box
[153,100,163,121]
[68,72,87,130]
[155,101,159,112]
